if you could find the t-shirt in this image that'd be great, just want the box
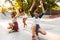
[32,17,40,25]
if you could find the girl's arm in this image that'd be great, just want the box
[29,0,35,11]
[40,1,45,13]
[39,1,46,18]
[15,13,21,18]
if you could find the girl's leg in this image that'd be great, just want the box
[32,25,36,40]
[23,18,27,28]
[35,28,46,40]
[38,28,46,35]
[8,23,14,29]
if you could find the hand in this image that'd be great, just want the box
[40,1,43,7]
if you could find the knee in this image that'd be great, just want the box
[43,32,46,35]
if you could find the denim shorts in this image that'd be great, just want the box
[36,24,40,35]
[36,24,40,31]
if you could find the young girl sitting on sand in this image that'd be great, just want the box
[8,12,19,33]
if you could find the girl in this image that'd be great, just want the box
[8,12,19,33]
[32,11,46,40]
[32,1,46,40]
[18,8,28,28]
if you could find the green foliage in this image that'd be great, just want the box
[52,6,60,11]
[6,0,59,15]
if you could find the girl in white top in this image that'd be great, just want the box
[32,10,46,40]
[32,1,46,40]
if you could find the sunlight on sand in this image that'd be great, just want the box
[43,31,60,40]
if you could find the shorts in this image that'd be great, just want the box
[36,24,40,35]
[36,24,40,31]
[12,22,18,31]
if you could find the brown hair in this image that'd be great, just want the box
[11,12,16,18]
[34,10,39,14]
[19,8,24,13]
